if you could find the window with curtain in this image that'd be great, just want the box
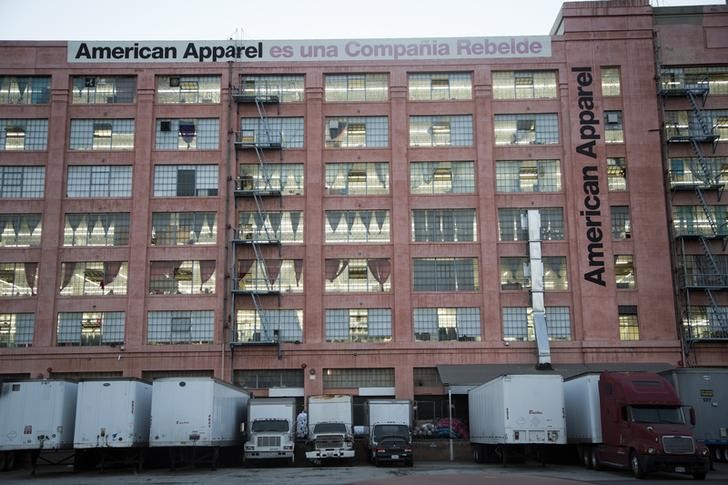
[0,214,42,247]
[410,161,475,194]
[0,76,50,104]
[325,308,392,342]
[235,259,303,293]
[325,162,389,195]
[325,210,390,243]
[152,212,216,246]
[412,258,479,291]
[238,163,304,195]
[500,256,568,291]
[59,261,128,296]
[0,262,38,296]
[408,72,472,101]
[147,310,213,344]
[502,307,572,341]
[63,213,130,246]
[148,260,216,295]
[413,307,481,342]
[238,211,303,243]
[235,309,303,343]
[0,313,34,347]
[155,118,219,150]
[325,258,391,293]
[72,76,136,104]
[0,119,48,151]
[412,209,476,242]
[57,311,125,346]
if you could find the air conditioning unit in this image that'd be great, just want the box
[160,120,171,132]
[169,77,181,87]
[606,113,620,124]
[84,77,96,88]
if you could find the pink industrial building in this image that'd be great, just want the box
[0,0,726,417]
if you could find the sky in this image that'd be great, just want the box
[0,0,722,41]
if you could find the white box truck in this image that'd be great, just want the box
[0,379,78,472]
[149,377,250,469]
[468,374,566,464]
[305,395,355,464]
[243,398,296,464]
[364,399,413,466]
[73,378,152,470]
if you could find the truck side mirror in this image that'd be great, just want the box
[689,407,696,426]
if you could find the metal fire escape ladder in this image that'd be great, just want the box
[526,210,551,370]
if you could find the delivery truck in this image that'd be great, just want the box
[305,395,355,464]
[364,399,413,466]
[661,368,728,464]
[149,377,249,469]
[564,372,710,479]
[243,398,296,464]
[0,379,77,473]
[469,374,566,465]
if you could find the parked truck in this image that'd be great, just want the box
[243,398,296,464]
[564,372,710,479]
[0,379,78,472]
[149,377,250,469]
[364,399,413,466]
[661,368,728,464]
[469,374,566,465]
[305,395,355,464]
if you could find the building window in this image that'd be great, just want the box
[63,213,129,246]
[604,111,624,143]
[410,161,475,194]
[149,260,215,295]
[412,209,477,242]
[0,166,45,198]
[325,73,388,102]
[57,311,125,346]
[496,160,562,193]
[682,306,728,340]
[325,116,388,148]
[325,258,391,293]
[494,114,559,145]
[72,76,136,104]
[233,369,305,389]
[235,309,303,343]
[413,368,442,387]
[69,119,134,150]
[238,211,303,244]
[413,258,479,292]
[601,67,621,97]
[618,306,640,340]
[502,307,572,341]
[492,71,557,100]
[611,206,631,240]
[238,163,304,195]
[408,72,472,101]
[660,66,728,96]
[498,208,564,241]
[0,76,50,104]
[325,210,389,243]
[680,254,728,287]
[152,212,216,246]
[500,257,568,291]
[413,307,481,342]
[235,259,303,293]
[322,368,394,389]
[240,117,304,148]
[325,308,392,342]
[155,118,219,150]
[0,313,34,347]
[66,165,132,198]
[669,157,728,189]
[153,164,218,197]
[156,75,220,104]
[0,119,48,151]
[239,75,304,102]
[325,162,389,195]
[59,261,128,296]
[0,214,42,247]
[409,115,473,147]
[615,255,636,289]
[607,158,627,191]
[0,262,38,296]
[147,310,213,344]
[673,205,728,237]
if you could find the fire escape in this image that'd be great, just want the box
[661,74,727,343]
[231,79,283,350]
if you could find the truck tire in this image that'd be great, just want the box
[581,446,593,469]
[591,448,601,471]
[630,452,646,479]
[472,445,481,464]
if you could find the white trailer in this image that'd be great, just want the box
[0,380,78,472]
[305,395,355,463]
[243,398,296,463]
[563,373,601,445]
[364,399,413,466]
[149,377,249,469]
[468,374,566,464]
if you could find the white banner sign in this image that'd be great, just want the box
[68,37,551,63]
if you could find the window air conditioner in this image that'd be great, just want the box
[84,77,96,88]
[160,120,171,132]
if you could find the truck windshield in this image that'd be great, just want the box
[629,406,687,425]
[252,419,289,432]
[313,423,347,434]
[373,424,409,441]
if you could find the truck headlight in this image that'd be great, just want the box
[647,448,656,455]
[547,431,559,442]
[245,445,254,451]
[700,448,709,456]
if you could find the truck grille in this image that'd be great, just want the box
[662,436,695,455]
[315,435,343,449]
[257,436,281,447]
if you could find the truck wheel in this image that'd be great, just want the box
[723,447,728,463]
[472,445,480,464]
[630,452,646,479]
[582,447,593,469]
[591,448,601,471]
